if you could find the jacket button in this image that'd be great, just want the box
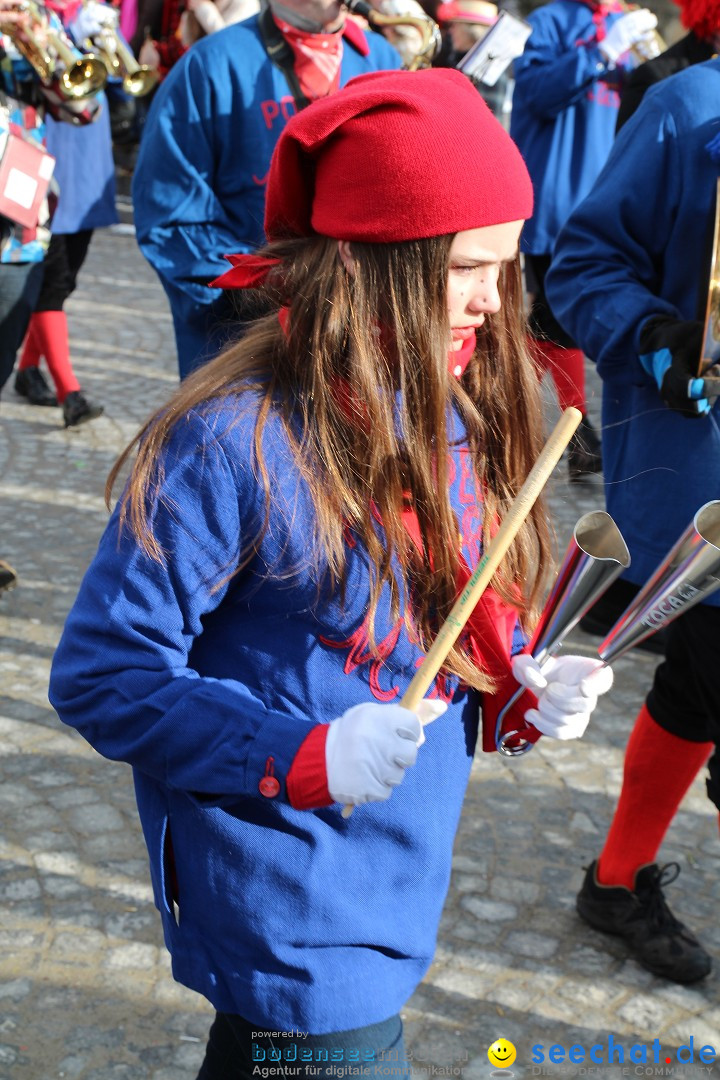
[259,775,280,798]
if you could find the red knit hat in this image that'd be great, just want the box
[265,67,532,243]
[674,0,720,38]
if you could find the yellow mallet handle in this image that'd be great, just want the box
[341,406,582,819]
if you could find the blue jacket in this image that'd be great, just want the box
[510,0,628,255]
[44,99,118,234]
[545,59,720,600]
[48,399,522,1032]
[132,19,400,375]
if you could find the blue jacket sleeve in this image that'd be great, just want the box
[48,411,311,806]
[513,15,611,120]
[131,46,255,310]
[545,95,683,382]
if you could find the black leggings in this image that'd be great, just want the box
[196,1012,410,1080]
[647,602,720,810]
[34,229,93,312]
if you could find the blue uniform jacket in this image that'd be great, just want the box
[48,398,522,1032]
[545,58,720,600]
[132,19,400,374]
[510,0,627,255]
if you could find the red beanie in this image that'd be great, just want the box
[674,0,720,38]
[264,68,533,243]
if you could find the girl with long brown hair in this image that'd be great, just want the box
[49,68,612,1079]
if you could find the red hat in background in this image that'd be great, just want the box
[264,67,532,243]
[436,0,498,24]
[673,0,720,39]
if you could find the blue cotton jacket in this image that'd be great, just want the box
[545,58,720,600]
[48,398,522,1032]
[510,0,628,255]
[131,19,400,373]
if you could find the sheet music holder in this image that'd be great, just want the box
[456,10,532,87]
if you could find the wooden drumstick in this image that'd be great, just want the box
[341,406,582,818]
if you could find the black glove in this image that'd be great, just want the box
[638,316,711,418]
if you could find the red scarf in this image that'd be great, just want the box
[273,15,344,101]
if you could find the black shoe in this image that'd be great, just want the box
[63,390,103,428]
[579,579,668,655]
[568,416,603,481]
[14,366,58,407]
[0,560,17,592]
[577,860,711,983]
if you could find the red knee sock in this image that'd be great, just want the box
[18,322,42,369]
[597,703,713,890]
[528,337,587,413]
[22,311,79,403]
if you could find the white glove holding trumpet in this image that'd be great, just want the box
[597,8,658,66]
[511,653,613,741]
[326,699,447,806]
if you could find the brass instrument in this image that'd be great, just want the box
[618,1,667,66]
[88,16,159,97]
[344,0,441,69]
[1,1,107,98]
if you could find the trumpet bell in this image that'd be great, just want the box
[60,52,108,98]
[123,64,159,97]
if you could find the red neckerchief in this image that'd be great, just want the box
[573,0,624,45]
[272,14,345,101]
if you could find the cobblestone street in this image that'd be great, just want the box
[1,227,718,1080]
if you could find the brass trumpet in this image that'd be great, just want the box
[88,20,159,97]
[344,0,441,69]
[1,1,107,98]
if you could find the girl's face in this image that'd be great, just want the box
[447,220,524,349]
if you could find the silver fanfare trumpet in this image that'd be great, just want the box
[495,511,630,756]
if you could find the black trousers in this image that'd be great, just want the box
[524,252,577,349]
[647,602,720,810]
[196,1012,410,1080]
[0,261,44,394]
[35,229,93,312]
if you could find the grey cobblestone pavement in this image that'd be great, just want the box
[1,228,719,1080]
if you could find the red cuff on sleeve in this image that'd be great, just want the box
[286,724,334,810]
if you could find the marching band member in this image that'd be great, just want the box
[0,0,100,415]
[546,56,720,985]
[510,0,659,481]
[13,0,119,426]
[131,0,401,379]
[49,69,612,1076]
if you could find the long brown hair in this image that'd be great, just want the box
[108,233,552,692]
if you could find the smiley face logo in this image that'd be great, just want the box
[487,1039,516,1069]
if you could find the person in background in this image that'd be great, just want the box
[0,0,99,421]
[132,0,401,378]
[13,0,117,426]
[546,55,720,986]
[510,0,659,481]
[434,0,513,127]
[577,0,720,646]
[617,0,719,128]
[49,69,613,1077]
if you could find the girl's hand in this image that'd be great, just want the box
[325,699,446,806]
[511,653,613,740]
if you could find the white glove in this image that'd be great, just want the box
[597,9,657,65]
[325,699,447,806]
[511,653,613,741]
[71,0,117,41]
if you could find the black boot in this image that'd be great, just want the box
[577,860,711,983]
[63,390,103,428]
[0,560,17,592]
[14,366,58,407]
[568,416,603,481]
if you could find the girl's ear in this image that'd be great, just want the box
[337,240,355,276]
